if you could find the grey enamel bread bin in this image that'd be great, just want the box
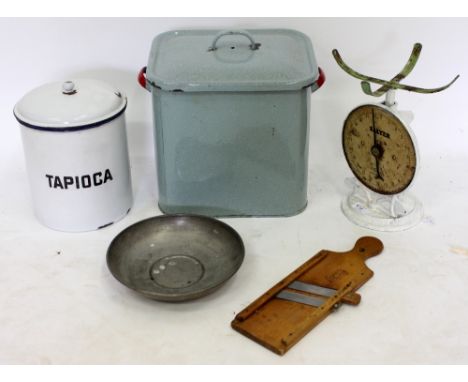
[139,29,325,217]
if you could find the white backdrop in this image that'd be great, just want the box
[1,18,466,165]
[1,18,468,364]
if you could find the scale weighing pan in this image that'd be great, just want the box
[107,215,245,301]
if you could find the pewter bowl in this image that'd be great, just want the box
[107,215,245,302]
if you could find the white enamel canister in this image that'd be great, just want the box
[14,79,133,232]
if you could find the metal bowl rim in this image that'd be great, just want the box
[106,214,245,301]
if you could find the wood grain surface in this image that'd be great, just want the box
[231,237,384,355]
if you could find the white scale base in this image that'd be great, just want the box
[341,178,423,232]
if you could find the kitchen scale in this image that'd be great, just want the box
[332,43,459,231]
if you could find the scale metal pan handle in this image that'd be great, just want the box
[332,43,459,96]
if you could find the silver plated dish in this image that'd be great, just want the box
[107,215,244,301]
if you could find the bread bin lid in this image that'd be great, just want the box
[14,79,127,132]
[147,29,319,92]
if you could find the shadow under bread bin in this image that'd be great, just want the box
[14,79,133,232]
[139,29,325,217]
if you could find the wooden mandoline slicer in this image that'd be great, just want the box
[231,236,384,355]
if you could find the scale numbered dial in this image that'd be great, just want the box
[342,104,417,195]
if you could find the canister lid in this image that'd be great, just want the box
[147,29,319,92]
[14,79,127,131]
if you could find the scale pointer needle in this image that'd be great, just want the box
[371,109,384,180]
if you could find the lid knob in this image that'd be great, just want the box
[62,81,76,94]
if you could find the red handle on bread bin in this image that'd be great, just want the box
[138,66,151,91]
[310,67,325,93]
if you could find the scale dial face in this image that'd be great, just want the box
[342,104,417,195]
